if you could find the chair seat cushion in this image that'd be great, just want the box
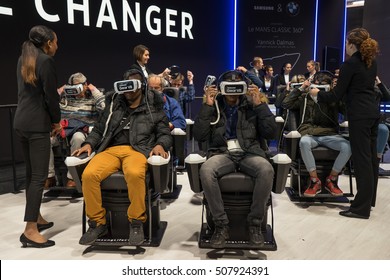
[312,146,340,160]
[218,172,254,193]
[101,171,128,190]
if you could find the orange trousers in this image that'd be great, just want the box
[81,145,148,225]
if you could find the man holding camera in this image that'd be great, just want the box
[45,72,105,189]
[282,72,351,197]
[168,68,196,118]
[193,70,276,248]
[74,69,172,246]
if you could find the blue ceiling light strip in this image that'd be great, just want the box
[233,0,237,69]
[342,0,347,61]
[313,0,319,60]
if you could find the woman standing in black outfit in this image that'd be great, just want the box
[14,25,61,247]
[310,28,380,219]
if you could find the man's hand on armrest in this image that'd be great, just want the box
[72,143,92,157]
[149,144,169,159]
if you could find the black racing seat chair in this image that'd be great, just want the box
[65,152,171,250]
[44,136,83,198]
[160,128,186,200]
[281,109,354,203]
[45,89,105,198]
[184,152,291,251]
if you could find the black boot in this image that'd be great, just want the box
[247,218,264,246]
[210,224,229,249]
[129,220,145,246]
[79,220,108,245]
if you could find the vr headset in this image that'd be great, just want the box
[290,82,304,89]
[309,84,330,92]
[63,84,83,96]
[114,79,142,94]
[220,81,247,95]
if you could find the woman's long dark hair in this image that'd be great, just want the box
[20,25,55,85]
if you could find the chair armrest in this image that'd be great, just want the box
[171,128,186,136]
[64,152,95,167]
[339,121,348,128]
[339,121,349,138]
[147,152,171,193]
[185,153,207,164]
[270,153,292,194]
[284,130,301,139]
[185,153,207,193]
[64,152,95,193]
[185,118,194,125]
[147,152,171,165]
[171,128,186,167]
[271,153,292,164]
[283,130,301,160]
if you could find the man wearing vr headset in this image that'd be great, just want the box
[193,70,276,248]
[73,69,172,246]
[45,72,105,189]
[282,72,351,197]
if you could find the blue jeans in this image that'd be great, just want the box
[299,135,351,173]
[377,123,389,157]
[199,152,273,225]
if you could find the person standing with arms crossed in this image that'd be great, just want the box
[14,25,61,247]
[310,28,380,219]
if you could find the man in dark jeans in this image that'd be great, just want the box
[193,70,276,248]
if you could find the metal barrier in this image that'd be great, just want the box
[0,104,19,193]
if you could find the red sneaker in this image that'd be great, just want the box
[303,177,322,197]
[66,179,76,189]
[325,176,343,197]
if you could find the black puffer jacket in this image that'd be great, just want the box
[193,95,276,158]
[84,90,172,158]
[282,88,342,136]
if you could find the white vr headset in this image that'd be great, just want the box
[290,82,304,89]
[309,84,330,92]
[63,84,83,96]
[114,79,142,94]
[290,83,330,92]
[220,81,247,95]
